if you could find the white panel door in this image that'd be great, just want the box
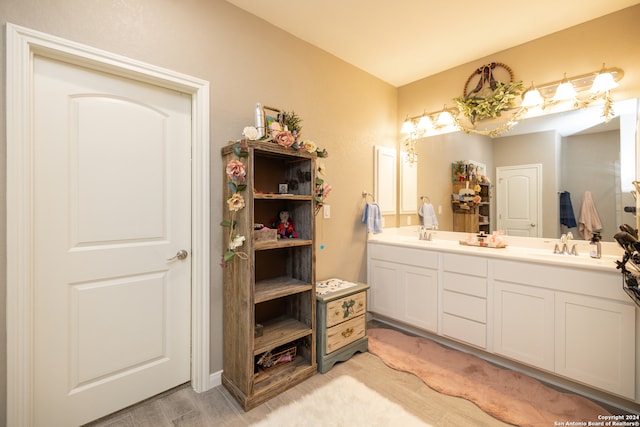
[33,55,192,426]
[496,164,542,237]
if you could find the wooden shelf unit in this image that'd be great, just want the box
[221,141,317,411]
[452,181,491,233]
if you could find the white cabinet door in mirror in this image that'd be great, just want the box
[374,146,396,215]
[400,152,417,214]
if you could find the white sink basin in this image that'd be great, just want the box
[527,251,619,267]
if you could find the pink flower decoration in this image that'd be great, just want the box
[226,159,246,182]
[322,184,332,198]
[274,130,295,148]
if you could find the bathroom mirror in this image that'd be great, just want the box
[413,98,639,242]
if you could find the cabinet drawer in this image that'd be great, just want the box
[443,254,487,277]
[326,315,366,354]
[443,290,486,323]
[442,313,486,348]
[326,291,367,328]
[443,272,487,298]
[368,243,439,269]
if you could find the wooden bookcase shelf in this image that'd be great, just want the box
[221,141,317,411]
[253,316,312,355]
[255,276,313,303]
[452,181,491,233]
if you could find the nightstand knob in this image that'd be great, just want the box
[341,328,354,338]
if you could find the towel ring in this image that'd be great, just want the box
[362,191,375,202]
[421,196,431,203]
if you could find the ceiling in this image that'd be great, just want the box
[225,1,639,87]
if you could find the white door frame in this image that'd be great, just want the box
[6,23,211,426]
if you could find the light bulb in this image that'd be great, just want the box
[401,117,415,134]
[552,74,576,101]
[436,110,454,126]
[521,88,544,108]
[590,72,618,93]
[417,115,432,131]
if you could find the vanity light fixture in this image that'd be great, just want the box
[520,64,623,121]
[417,114,433,131]
[400,106,458,137]
[552,73,578,101]
[520,82,545,108]
[590,64,619,93]
[436,107,455,126]
[400,115,415,134]
[400,106,460,164]
[401,63,625,142]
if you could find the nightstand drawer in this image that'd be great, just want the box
[325,291,367,328]
[326,315,366,354]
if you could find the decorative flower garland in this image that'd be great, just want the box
[221,140,250,265]
[454,80,524,124]
[315,162,332,216]
[221,119,330,266]
[453,62,524,135]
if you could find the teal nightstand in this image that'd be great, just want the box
[316,279,369,373]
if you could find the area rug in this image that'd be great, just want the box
[250,375,431,427]
[368,328,611,427]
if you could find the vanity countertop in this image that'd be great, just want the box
[368,227,625,273]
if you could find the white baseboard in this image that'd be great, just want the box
[208,370,223,390]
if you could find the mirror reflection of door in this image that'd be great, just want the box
[496,164,542,237]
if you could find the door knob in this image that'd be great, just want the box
[167,249,188,261]
[530,223,536,227]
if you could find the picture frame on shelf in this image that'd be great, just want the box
[262,105,282,136]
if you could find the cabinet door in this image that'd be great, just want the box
[493,281,554,371]
[555,292,635,399]
[403,265,438,332]
[368,259,402,319]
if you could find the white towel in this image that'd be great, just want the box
[362,202,383,234]
[578,191,602,239]
[418,203,438,228]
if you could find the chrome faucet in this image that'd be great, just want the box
[419,226,433,241]
[554,232,577,255]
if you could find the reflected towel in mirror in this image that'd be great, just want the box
[418,202,438,228]
[579,190,602,239]
[559,191,577,228]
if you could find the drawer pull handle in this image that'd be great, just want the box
[335,310,341,316]
[342,328,354,338]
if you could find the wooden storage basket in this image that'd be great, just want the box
[257,345,297,370]
[254,228,277,243]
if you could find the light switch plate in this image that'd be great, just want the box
[323,205,331,219]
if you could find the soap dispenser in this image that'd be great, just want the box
[589,232,602,259]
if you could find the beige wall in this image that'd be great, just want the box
[563,130,633,239]
[398,5,640,117]
[1,0,639,421]
[493,130,561,237]
[401,4,640,236]
[0,0,397,420]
